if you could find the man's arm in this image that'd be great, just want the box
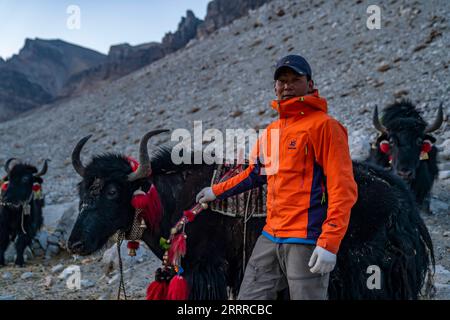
[313,118,358,255]
[197,135,267,203]
[212,160,267,200]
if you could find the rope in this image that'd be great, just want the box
[113,208,147,300]
[242,188,258,274]
[116,232,128,300]
[0,193,34,234]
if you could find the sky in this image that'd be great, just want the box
[0,0,210,59]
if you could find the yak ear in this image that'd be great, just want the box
[423,134,436,143]
[33,176,43,184]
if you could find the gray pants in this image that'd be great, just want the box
[238,235,330,300]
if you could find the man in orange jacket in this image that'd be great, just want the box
[196,55,358,299]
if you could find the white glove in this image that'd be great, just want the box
[308,246,337,274]
[196,187,216,203]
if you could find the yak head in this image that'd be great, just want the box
[67,130,168,256]
[373,100,443,181]
[1,158,48,206]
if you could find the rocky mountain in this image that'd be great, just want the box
[62,10,204,97]
[0,1,274,120]
[4,39,107,96]
[61,42,166,96]
[162,10,204,53]
[0,38,106,121]
[0,69,53,120]
[0,0,449,300]
[197,0,272,38]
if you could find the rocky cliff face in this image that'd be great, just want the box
[0,69,53,120]
[197,0,272,38]
[63,10,203,96]
[4,38,107,96]
[0,1,273,120]
[61,42,166,96]
[0,39,106,121]
[162,10,204,53]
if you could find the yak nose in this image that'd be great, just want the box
[68,241,84,254]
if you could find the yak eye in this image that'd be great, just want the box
[105,185,119,199]
[22,176,31,183]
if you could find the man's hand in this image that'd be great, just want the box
[196,187,216,204]
[308,246,336,274]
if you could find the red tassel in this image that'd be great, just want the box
[146,280,168,300]
[131,185,162,231]
[421,140,432,153]
[131,193,148,209]
[126,156,140,172]
[167,275,189,300]
[168,233,187,265]
[184,209,195,222]
[127,240,140,256]
[379,140,390,154]
[127,241,140,250]
[1,181,8,191]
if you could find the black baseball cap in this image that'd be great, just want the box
[274,55,312,80]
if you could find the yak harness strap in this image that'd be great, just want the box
[146,202,208,300]
[113,202,148,300]
[0,185,38,234]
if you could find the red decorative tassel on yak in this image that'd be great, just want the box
[131,185,162,231]
[168,233,187,265]
[126,156,140,172]
[379,140,390,154]
[167,275,189,300]
[421,140,432,154]
[127,240,140,256]
[146,268,172,300]
[146,280,169,300]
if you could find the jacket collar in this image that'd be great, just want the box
[271,89,328,118]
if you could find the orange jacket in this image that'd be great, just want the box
[212,90,358,254]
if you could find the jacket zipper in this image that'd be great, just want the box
[301,143,308,188]
[271,117,286,236]
[321,180,326,205]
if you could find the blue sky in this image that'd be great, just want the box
[0,0,210,59]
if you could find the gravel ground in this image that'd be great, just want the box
[0,0,448,300]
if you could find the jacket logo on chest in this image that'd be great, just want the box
[288,139,297,150]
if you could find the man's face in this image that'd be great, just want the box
[275,68,313,100]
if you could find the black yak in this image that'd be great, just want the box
[68,130,434,299]
[368,100,443,213]
[0,158,48,266]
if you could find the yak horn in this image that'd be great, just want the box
[35,159,50,177]
[72,135,92,178]
[373,105,388,134]
[4,158,18,174]
[127,129,169,182]
[425,103,444,133]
